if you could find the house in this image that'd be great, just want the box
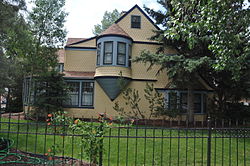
[24,5,212,120]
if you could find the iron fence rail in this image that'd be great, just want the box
[0,113,249,166]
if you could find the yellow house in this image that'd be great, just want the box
[59,5,212,121]
[21,5,212,120]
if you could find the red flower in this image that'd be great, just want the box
[47,122,51,126]
[45,153,48,156]
[47,114,52,118]
[48,156,53,160]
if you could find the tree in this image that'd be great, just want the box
[32,70,68,118]
[26,0,67,114]
[92,9,120,35]
[0,0,27,112]
[135,0,250,121]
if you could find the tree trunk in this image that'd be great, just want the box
[187,84,195,122]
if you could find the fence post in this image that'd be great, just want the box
[207,116,212,166]
[99,120,104,166]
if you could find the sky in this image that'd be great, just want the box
[63,0,162,38]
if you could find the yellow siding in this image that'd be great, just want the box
[117,7,158,42]
[62,80,207,121]
[65,50,96,72]
[95,66,131,78]
[131,43,160,79]
[70,38,96,47]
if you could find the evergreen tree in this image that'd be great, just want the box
[26,0,68,114]
[33,70,68,118]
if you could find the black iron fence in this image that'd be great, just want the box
[0,112,249,166]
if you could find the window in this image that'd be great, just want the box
[65,81,94,107]
[97,43,101,65]
[117,42,126,65]
[81,82,94,106]
[131,15,141,28]
[104,42,113,64]
[168,92,178,110]
[166,91,206,114]
[180,93,187,113]
[67,82,80,106]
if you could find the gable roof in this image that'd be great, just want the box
[99,23,132,40]
[66,36,96,46]
[115,4,160,31]
[66,38,86,46]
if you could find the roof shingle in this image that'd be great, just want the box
[100,23,131,39]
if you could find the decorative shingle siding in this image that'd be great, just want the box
[117,7,157,42]
[65,50,96,72]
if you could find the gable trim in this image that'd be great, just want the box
[97,34,133,41]
[115,4,160,31]
[65,46,96,51]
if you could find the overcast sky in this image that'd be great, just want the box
[26,0,249,39]
[63,0,161,38]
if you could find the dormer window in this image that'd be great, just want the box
[103,42,113,64]
[131,15,141,28]
[117,42,126,65]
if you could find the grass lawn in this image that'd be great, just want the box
[0,117,249,166]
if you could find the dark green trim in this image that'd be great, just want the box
[94,76,132,80]
[65,46,96,50]
[63,106,94,109]
[115,4,160,30]
[132,78,157,82]
[97,34,133,41]
[155,88,214,92]
[64,77,94,80]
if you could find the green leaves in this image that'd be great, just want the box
[92,9,120,35]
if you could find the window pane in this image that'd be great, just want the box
[180,93,187,113]
[66,82,79,106]
[104,42,113,64]
[97,43,101,65]
[168,92,178,110]
[131,15,141,28]
[118,55,125,65]
[105,42,112,52]
[194,94,201,113]
[81,82,94,106]
[104,53,112,64]
[118,43,126,54]
[117,42,126,65]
